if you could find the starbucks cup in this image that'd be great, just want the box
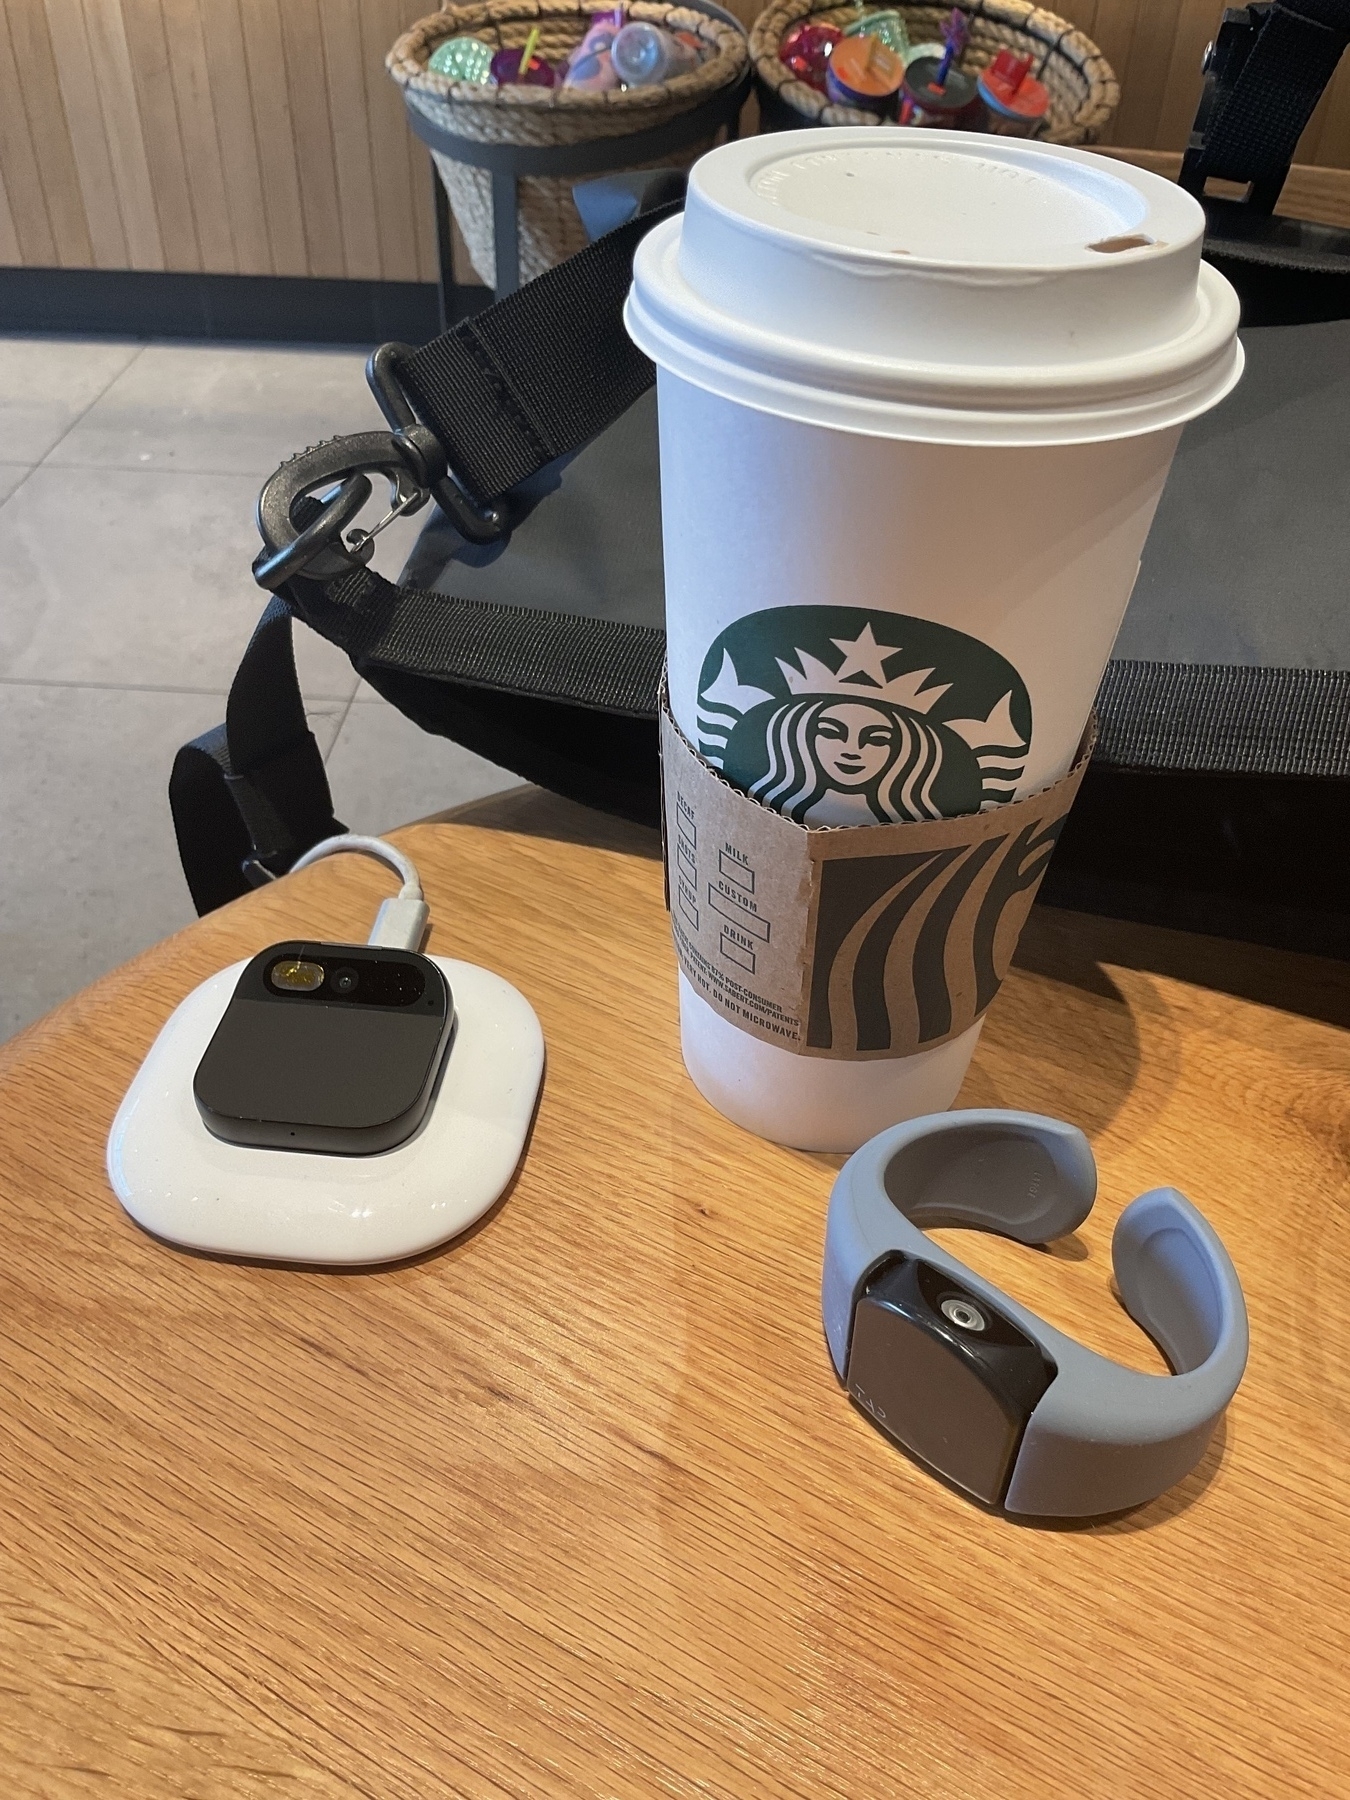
[624,131,1241,1150]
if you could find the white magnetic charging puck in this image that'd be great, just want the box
[107,956,544,1265]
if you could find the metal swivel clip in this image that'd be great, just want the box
[252,341,508,592]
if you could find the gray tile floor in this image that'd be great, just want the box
[0,336,518,1043]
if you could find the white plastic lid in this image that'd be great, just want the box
[625,131,1243,445]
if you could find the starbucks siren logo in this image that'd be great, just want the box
[696,605,1033,826]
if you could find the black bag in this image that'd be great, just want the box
[174,20,1350,953]
[171,202,678,915]
[1041,315,1350,955]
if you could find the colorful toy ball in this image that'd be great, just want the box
[778,21,842,91]
[842,10,910,57]
[427,34,495,82]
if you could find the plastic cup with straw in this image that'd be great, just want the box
[491,23,557,86]
[900,7,979,124]
[826,28,906,113]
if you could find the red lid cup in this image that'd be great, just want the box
[825,33,905,113]
[977,48,1049,134]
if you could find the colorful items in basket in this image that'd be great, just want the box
[427,33,496,83]
[934,8,967,83]
[564,46,620,88]
[825,31,906,112]
[491,25,558,86]
[780,13,910,102]
[564,8,623,90]
[898,8,980,125]
[842,9,909,57]
[610,19,702,86]
[778,20,842,91]
[977,48,1049,135]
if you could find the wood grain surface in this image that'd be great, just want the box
[3,0,1350,279]
[1070,0,1350,167]
[1,786,1348,1795]
[1099,144,1350,228]
[0,0,442,280]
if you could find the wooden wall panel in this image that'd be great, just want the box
[1101,145,1350,226]
[198,0,273,273]
[1151,0,1220,150]
[0,156,21,264]
[161,0,237,272]
[279,0,346,278]
[1300,52,1350,169]
[81,0,165,266]
[361,0,421,285]
[321,0,383,280]
[237,0,304,276]
[0,0,1347,281]
[3,0,94,263]
[0,1,59,264]
[119,0,199,269]
[362,0,442,284]
[37,0,131,267]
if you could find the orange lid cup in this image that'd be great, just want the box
[828,32,905,98]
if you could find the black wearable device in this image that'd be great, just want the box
[193,941,454,1155]
[823,1112,1249,1518]
[846,1257,1057,1507]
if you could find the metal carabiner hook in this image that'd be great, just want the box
[253,338,516,593]
[252,431,431,593]
[252,473,373,592]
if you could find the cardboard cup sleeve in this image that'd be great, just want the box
[661,698,1093,1062]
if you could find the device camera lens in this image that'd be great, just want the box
[329,966,360,996]
[940,1295,988,1333]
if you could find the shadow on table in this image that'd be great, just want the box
[431,788,1349,1030]
[428,785,661,860]
[1021,902,1350,1033]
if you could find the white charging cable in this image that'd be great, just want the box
[288,834,430,952]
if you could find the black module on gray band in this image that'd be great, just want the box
[821,1111,1249,1518]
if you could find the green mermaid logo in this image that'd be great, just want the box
[697,606,1032,825]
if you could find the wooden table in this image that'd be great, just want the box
[2,788,1348,1798]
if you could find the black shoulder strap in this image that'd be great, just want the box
[395,204,669,501]
[1180,0,1350,203]
[170,595,347,913]
[174,202,675,912]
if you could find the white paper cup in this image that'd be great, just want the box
[625,132,1242,1150]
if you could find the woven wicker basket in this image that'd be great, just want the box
[751,0,1117,143]
[389,1,748,286]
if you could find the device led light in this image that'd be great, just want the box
[269,957,325,993]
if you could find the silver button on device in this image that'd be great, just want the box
[941,1296,988,1333]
